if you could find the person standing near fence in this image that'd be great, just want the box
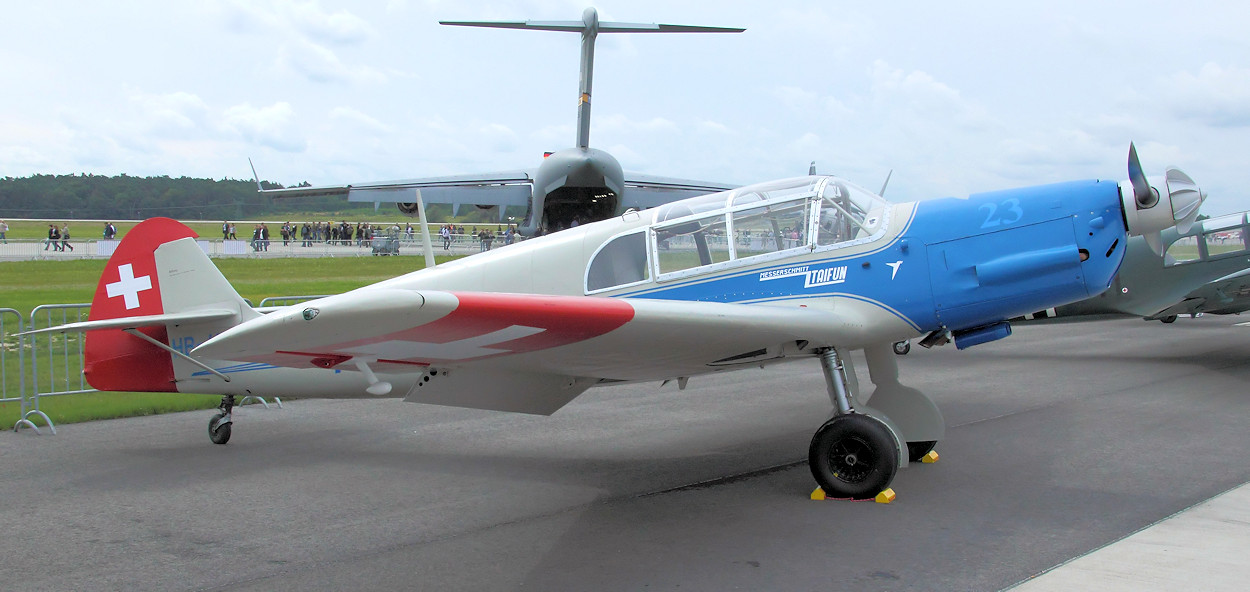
[222,221,230,240]
[0,220,7,243]
[60,223,73,252]
[46,224,60,251]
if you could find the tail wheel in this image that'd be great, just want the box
[208,413,232,445]
[809,414,899,499]
[892,340,911,355]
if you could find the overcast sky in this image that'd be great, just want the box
[2,1,1248,216]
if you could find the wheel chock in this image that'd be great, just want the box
[809,487,897,503]
[921,450,940,464]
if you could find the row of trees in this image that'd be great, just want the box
[0,173,525,224]
[0,173,367,220]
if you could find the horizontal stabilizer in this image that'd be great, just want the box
[440,19,743,33]
[19,309,239,337]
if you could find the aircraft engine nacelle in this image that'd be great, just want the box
[397,202,421,216]
[1118,144,1206,254]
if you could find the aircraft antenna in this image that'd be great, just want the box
[878,170,893,197]
[441,7,743,150]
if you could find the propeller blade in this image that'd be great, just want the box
[1128,143,1158,209]
[1143,231,1164,256]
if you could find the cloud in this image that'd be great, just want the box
[1165,63,1250,127]
[329,106,392,134]
[221,102,307,152]
[277,39,386,84]
[286,1,374,45]
[477,122,520,153]
[129,91,211,136]
[215,0,381,84]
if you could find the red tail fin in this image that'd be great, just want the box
[84,218,198,392]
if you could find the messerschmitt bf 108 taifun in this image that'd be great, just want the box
[28,145,1205,499]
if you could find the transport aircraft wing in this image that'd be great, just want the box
[262,169,736,219]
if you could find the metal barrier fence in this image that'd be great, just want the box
[257,295,333,308]
[0,233,513,261]
[2,307,55,433]
[2,295,335,431]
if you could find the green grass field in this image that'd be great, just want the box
[1,253,465,429]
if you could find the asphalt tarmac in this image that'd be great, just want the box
[2,315,1248,591]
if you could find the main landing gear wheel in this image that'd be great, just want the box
[907,440,937,463]
[1160,315,1178,324]
[892,340,911,355]
[809,414,899,500]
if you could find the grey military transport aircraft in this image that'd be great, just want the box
[262,7,744,236]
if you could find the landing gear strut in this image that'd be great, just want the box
[809,348,899,499]
[209,394,234,445]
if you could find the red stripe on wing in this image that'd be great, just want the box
[278,292,637,366]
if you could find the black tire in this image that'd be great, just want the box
[893,341,911,355]
[208,413,232,445]
[809,414,899,499]
[1161,315,1178,324]
[907,440,937,463]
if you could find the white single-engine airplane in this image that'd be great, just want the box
[31,145,1203,499]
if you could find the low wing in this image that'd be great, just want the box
[263,170,535,209]
[192,290,862,414]
[1151,268,1250,318]
[621,172,738,210]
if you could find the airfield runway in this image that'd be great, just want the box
[2,315,1248,591]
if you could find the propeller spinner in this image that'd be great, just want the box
[1119,143,1207,255]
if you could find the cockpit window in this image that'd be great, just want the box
[1163,213,1250,267]
[640,175,891,283]
[587,231,649,292]
[815,180,887,245]
[655,214,732,274]
[731,199,810,257]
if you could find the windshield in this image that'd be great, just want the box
[815,178,888,244]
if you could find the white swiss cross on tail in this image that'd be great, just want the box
[105,263,153,310]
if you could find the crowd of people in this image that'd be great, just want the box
[215,221,520,252]
[435,224,517,252]
[0,220,520,254]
